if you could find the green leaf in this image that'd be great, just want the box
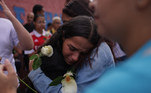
[49,76,64,86]
[29,54,38,60]
[32,57,42,70]
[68,67,76,78]
[69,67,76,73]
[43,38,46,40]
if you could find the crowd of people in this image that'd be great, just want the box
[0,0,151,93]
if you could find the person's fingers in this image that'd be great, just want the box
[0,1,4,9]
[4,59,15,75]
[0,0,8,9]
[29,60,34,71]
[1,0,5,4]
[0,65,4,73]
[3,66,7,71]
[0,0,4,5]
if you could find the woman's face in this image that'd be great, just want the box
[62,36,93,65]
[34,16,45,32]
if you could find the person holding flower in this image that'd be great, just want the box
[28,16,115,93]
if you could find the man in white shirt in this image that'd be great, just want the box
[0,18,19,72]
[0,0,33,92]
[0,0,34,74]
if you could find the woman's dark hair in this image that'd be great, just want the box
[63,0,94,17]
[43,16,100,66]
[44,16,100,55]
[40,16,101,79]
[47,22,52,27]
[32,4,43,15]
[104,39,116,62]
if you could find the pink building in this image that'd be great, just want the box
[0,0,66,24]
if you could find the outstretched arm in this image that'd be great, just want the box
[0,0,34,50]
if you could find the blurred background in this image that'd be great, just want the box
[0,0,65,25]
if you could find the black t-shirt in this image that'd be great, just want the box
[40,47,71,80]
[24,23,34,33]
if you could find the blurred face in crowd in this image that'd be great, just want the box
[34,16,45,33]
[27,12,34,24]
[90,0,135,42]
[52,19,61,30]
[62,13,72,23]
[62,36,93,65]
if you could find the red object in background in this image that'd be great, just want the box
[30,30,51,51]
[32,34,46,51]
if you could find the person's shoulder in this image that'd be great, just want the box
[96,42,115,64]
[99,42,110,49]
[98,42,113,56]
[90,42,112,59]
[0,18,13,27]
[0,18,15,31]
[0,18,12,24]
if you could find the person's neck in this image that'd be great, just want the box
[121,21,151,57]
[36,29,43,34]
[27,22,32,24]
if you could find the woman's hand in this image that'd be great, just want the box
[0,59,18,93]
[29,60,34,71]
[0,0,13,18]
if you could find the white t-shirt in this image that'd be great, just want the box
[0,18,19,72]
[24,30,50,54]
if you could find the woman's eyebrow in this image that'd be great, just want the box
[68,44,78,50]
[68,44,89,53]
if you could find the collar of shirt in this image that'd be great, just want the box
[31,30,46,37]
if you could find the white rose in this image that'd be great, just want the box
[41,45,53,57]
[61,74,77,93]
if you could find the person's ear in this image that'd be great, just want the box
[136,0,151,9]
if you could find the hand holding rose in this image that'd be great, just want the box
[29,45,53,70]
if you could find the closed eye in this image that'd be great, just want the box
[68,44,77,51]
